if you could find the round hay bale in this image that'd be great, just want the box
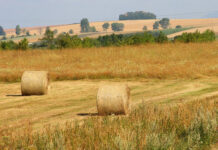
[97,84,130,115]
[21,71,49,96]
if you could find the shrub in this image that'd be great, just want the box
[55,33,72,49]
[82,37,99,48]
[70,35,83,48]
[176,25,182,29]
[174,30,216,43]
[155,31,168,43]
[88,26,97,32]
[53,29,58,35]
[111,23,124,32]
[0,40,17,50]
[17,38,29,50]
[153,21,159,30]
[41,27,55,48]
[126,32,155,45]
[69,29,74,34]
[26,31,31,36]
[143,26,148,31]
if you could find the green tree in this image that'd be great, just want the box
[111,23,124,32]
[41,27,55,48]
[55,33,72,49]
[159,18,170,29]
[53,29,58,35]
[153,21,159,30]
[0,26,5,36]
[176,25,182,29]
[16,25,21,36]
[26,31,31,36]
[80,18,90,33]
[143,26,148,31]
[17,38,29,50]
[119,11,156,20]
[155,31,168,43]
[88,26,97,32]
[69,29,74,34]
[102,23,110,31]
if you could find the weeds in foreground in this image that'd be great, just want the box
[0,97,217,149]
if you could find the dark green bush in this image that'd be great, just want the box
[0,40,17,50]
[82,37,100,48]
[55,33,72,49]
[17,38,29,50]
[174,30,216,43]
[111,23,124,32]
[155,31,168,43]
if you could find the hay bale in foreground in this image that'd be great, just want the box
[97,84,130,115]
[21,71,49,96]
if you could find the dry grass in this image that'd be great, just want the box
[0,42,218,82]
[0,96,216,149]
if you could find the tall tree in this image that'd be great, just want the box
[153,21,159,30]
[102,23,110,31]
[41,27,55,48]
[159,18,170,29]
[0,26,5,36]
[16,25,21,35]
[80,18,90,33]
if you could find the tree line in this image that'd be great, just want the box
[119,11,156,20]
[0,28,215,50]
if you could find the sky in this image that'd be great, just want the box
[0,0,218,29]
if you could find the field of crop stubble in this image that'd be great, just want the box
[0,42,217,149]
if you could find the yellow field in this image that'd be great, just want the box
[0,42,218,82]
[0,43,217,140]
[4,18,218,42]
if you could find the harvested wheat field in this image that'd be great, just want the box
[0,43,217,149]
[0,42,218,82]
[0,78,218,130]
[0,42,218,130]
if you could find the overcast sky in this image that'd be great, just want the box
[1,0,218,29]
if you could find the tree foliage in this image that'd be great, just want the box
[41,27,55,48]
[119,11,156,20]
[159,18,170,29]
[143,26,148,31]
[111,23,124,32]
[0,26,5,36]
[81,18,90,33]
[17,38,29,50]
[153,21,159,30]
[102,23,110,31]
[16,25,21,36]
[174,30,216,43]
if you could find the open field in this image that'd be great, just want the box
[0,42,217,149]
[3,18,218,42]
[0,42,218,82]
[0,78,218,130]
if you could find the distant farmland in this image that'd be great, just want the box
[4,18,218,42]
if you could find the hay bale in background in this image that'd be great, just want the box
[21,71,49,96]
[97,84,130,115]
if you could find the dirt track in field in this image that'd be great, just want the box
[0,78,218,130]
